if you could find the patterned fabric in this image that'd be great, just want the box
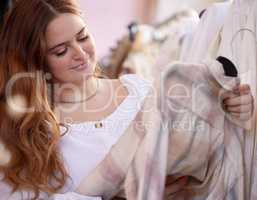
[73,61,253,200]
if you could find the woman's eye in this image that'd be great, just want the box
[78,35,89,42]
[55,48,67,57]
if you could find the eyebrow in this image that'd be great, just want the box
[48,27,86,51]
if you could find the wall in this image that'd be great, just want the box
[77,0,138,58]
[77,0,229,58]
[155,0,229,23]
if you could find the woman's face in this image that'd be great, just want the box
[45,13,96,85]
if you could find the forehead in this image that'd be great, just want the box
[45,13,87,47]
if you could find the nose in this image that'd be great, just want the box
[72,42,86,61]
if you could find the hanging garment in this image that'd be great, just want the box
[180,2,231,63]
[153,9,199,73]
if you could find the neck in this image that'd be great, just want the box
[54,76,98,104]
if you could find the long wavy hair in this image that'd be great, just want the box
[0,0,82,199]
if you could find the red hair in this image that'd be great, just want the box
[0,0,81,199]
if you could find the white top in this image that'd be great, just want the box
[0,75,151,200]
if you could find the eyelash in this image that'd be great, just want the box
[78,35,89,42]
[55,48,67,57]
[55,35,89,57]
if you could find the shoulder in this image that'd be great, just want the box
[99,74,152,99]
[119,74,152,97]
[98,77,129,101]
[119,74,150,85]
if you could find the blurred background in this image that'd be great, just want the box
[77,0,231,79]
[78,0,228,57]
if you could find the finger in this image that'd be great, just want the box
[220,90,238,101]
[226,104,252,113]
[224,94,253,106]
[229,111,253,121]
[233,84,250,95]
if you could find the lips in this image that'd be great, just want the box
[70,62,89,71]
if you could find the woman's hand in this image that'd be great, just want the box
[222,84,254,121]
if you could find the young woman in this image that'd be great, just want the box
[0,0,253,200]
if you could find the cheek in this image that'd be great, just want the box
[85,44,96,61]
[47,55,71,81]
[86,38,97,62]
[82,44,97,75]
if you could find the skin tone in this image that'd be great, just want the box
[45,13,128,123]
[46,13,97,100]
[222,84,253,121]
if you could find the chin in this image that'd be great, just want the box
[76,73,95,83]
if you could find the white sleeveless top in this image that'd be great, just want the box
[0,75,151,200]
